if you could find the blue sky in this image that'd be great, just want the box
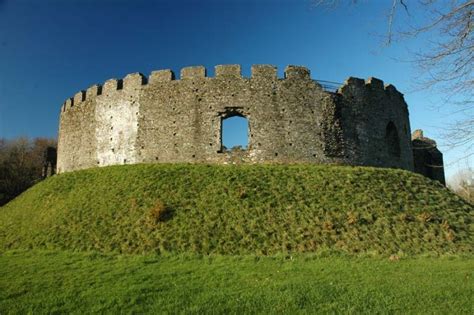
[0,0,471,179]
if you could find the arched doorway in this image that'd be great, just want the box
[385,121,401,158]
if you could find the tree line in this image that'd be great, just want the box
[0,137,57,206]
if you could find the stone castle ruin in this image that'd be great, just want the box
[57,64,445,183]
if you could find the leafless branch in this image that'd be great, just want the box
[313,0,474,160]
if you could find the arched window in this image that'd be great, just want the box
[221,115,249,151]
[385,121,401,158]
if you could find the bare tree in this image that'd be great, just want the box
[313,0,473,158]
[0,137,57,206]
[448,167,474,203]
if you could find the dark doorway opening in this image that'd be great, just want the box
[385,121,401,158]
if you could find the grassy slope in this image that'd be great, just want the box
[0,250,473,314]
[0,164,471,255]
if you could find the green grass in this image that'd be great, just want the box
[0,164,472,313]
[0,250,472,314]
[0,164,472,255]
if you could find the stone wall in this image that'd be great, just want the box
[57,64,415,174]
[412,130,446,184]
[336,77,414,170]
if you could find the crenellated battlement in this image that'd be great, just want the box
[60,64,410,115]
[123,72,148,87]
[60,65,322,113]
[251,65,277,79]
[284,65,311,80]
[57,64,421,178]
[336,76,404,98]
[215,64,241,78]
[73,90,86,105]
[181,66,206,79]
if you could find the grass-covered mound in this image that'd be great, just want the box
[0,164,472,255]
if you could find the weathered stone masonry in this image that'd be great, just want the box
[412,130,446,185]
[57,64,444,182]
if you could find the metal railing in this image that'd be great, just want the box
[315,79,343,92]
